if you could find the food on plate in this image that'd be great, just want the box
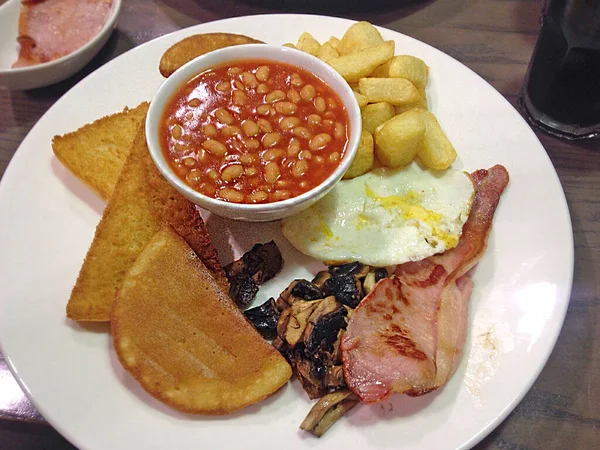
[65,124,227,321]
[417,109,458,170]
[281,161,475,266]
[337,21,384,56]
[160,59,350,203]
[52,103,149,200]
[341,165,509,402]
[328,41,395,83]
[158,33,264,78]
[112,226,291,414]
[361,101,395,134]
[394,88,428,114]
[296,32,321,56]
[358,77,420,105]
[300,390,359,437]
[372,55,429,90]
[224,241,283,307]
[343,130,373,179]
[374,108,425,169]
[316,42,339,64]
[12,0,113,68]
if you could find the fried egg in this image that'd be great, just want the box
[281,161,475,266]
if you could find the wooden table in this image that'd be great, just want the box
[0,0,598,448]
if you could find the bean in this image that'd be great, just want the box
[221,164,244,182]
[293,127,311,139]
[274,101,298,115]
[233,90,248,106]
[257,104,273,116]
[188,98,201,107]
[287,89,301,103]
[280,117,301,131]
[262,148,285,161]
[234,80,245,90]
[300,84,316,101]
[167,116,178,126]
[240,154,257,165]
[199,183,216,196]
[245,167,259,176]
[241,71,258,88]
[290,74,303,87]
[257,83,270,94]
[314,97,326,112]
[334,122,345,139]
[271,190,291,201]
[264,162,280,184]
[262,132,281,148]
[203,139,227,156]
[255,65,270,82]
[307,114,322,126]
[265,90,286,103]
[173,143,189,153]
[292,160,309,177]
[203,123,217,137]
[222,125,241,138]
[257,118,273,133]
[215,108,233,124]
[298,150,312,160]
[315,156,325,164]
[324,111,336,120]
[248,190,268,203]
[227,67,241,75]
[309,133,332,151]
[207,169,220,181]
[276,180,291,189]
[248,177,261,187]
[245,139,260,150]
[323,119,334,128]
[182,157,196,167]
[329,151,341,162]
[186,169,202,184]
[242,119,259,137]
[219,188,244,203]
[287,138,301,157]
[215,81,230,92]
[171,124,183,140]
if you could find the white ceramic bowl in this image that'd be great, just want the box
[0,0,121,90]
[146,44,362,222]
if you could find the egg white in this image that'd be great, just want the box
[281,162,475,267]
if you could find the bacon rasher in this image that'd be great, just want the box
[341,165,509,403]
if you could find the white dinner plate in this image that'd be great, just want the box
[0,14,573,450]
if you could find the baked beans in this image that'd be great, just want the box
[160,59,350,204]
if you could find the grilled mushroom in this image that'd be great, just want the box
[323,274,362,308]
[291,280,325,300]
[243,298,279,337]
[228,275,259,308]
[300,390,359,437]
[311,270,332,288]
[329,261,369,280]
[303,296,347,356]
[285,300,321,347]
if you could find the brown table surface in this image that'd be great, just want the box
[0,0,598,448]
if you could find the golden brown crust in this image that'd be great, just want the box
[52,102,149,201]
[111,226,291,414]
[159,33,264,78]
[66,123,227,321]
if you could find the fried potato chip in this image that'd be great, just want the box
[374,109,425,168]
[283,43,296,49]
[394,88,429,114]
[343,130,374,179]
[358,77,420,105]
[353,90,369,108]
[317,42,339,64]
[159,33,264,78]
[417,109,457,170]
[297,32,321,56]
[370,60,391,78]
[361,101,395,134]
[388,55,429,89]
[328,36,341,50]
[328,41,394,83]
[112,226,292,415]
[337,21,384,55]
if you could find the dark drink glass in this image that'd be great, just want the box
[519,0,600,140]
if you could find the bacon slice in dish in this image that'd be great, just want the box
[13,0,112,68]
[341,165,509,403]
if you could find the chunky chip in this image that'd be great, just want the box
[361,101,395,134]
[112,226,292,415]
[417,109,457,170]
[296,32,321,56]
[337,21,384,56]
[388,55,429,89]
[343,130,374,179]
[159,33,264,78]
[328,41,395,83]
[374,109,425,168]
[358,77,420,105]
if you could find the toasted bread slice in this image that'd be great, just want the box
[159,33,264,78]
[52,102,149,201]
[111,226,291,414]
[66,124,227,321]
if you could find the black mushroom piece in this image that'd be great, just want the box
[224,241,283,308]
[243,298,280,337]
[329,261,369,280]
[291,280,325,300]
[300,390,360,437]
[303,296,347,356]
[323,274,362,308]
